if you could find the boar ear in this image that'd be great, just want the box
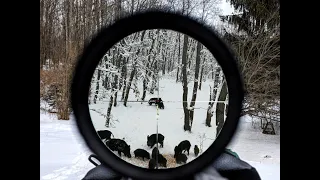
[147,135,149,138]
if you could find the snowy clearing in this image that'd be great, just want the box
[90,77,219,167]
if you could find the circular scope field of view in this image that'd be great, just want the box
[89,29,228,169]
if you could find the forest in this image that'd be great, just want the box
[40,0,280,135]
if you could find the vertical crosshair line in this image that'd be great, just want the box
[155,32,161,169]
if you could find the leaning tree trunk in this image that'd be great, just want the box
[216,80,228,137]
[189,42,202,128]
[124,62,137,107]
[182,34,190,131]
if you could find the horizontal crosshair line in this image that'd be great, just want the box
[96,100,228,103]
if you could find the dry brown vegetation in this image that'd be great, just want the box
[40,0,114,119]
[122,154,184,169]
[40,62,74,119]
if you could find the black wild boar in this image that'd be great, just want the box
[157,154,167,168]
[147,133,165,148]
[97,130,114,140]
[157,102,164,109]
[174,140,191,157]
[175,153,188,164]
[134,149,150,161]
[194,145,199,157]
[151,147,160,159]
[148,159,156,169]
[105,139,131,158]
[148,98,163,105]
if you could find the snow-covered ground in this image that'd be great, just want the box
[40,111,93,180]
[40,77,280,179]
[40,111,279,180]
[89,78,218,168]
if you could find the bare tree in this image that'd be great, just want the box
[124,30,147,106]
[141,29,160,101]
[182,34,190,131]
[189,42,202,128]
[112,0,123,107]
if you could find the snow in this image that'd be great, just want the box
[40,77,280,180]
[89,77,220,168]
[40,111,94,180]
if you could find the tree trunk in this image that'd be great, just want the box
[176,33,181,83]
[113,0,122,106]
[93,67,101,104]
[124,64,136,107]
[212,67,221,102]
[113,50,122,107]
[105,92,114,127]
[182,34,190,131]
[142,79,147,101]
[149,63,158,94]
[216,80,228,137]
[211,64,214,79]
[118,56,123,91]
[162,49,167,75]
[188,40,195,70]
[189,42,202,129]
[205,86,213,127]
[103,52,111,90]
[199,57,206,90]
[121,57,128,100]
